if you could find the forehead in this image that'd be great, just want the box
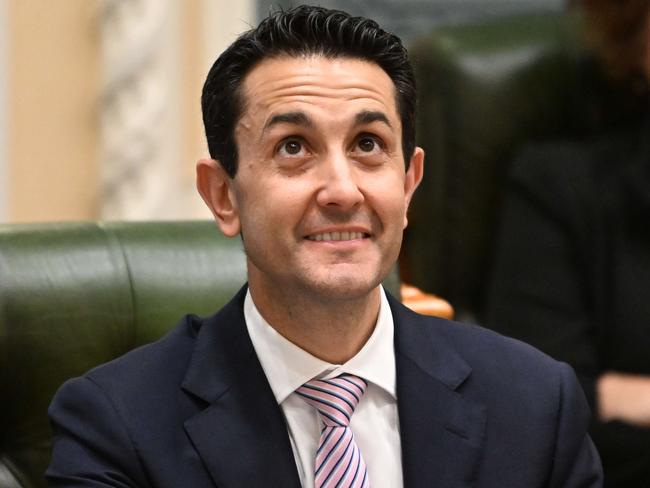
[238,55,399,129]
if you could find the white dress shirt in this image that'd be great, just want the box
[244,286,403,488]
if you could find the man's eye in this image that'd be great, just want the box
[356,136,382,153]
[279,139,304,156]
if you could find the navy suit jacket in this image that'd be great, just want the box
[47,287,602,487]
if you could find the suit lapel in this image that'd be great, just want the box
[178,287,486,487]
[181,287,301,488]
[389,294,486,488]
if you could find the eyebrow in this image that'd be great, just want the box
[355,110,392,128]
[263,112,314,132]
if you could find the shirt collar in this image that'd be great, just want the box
[244,286,397,404]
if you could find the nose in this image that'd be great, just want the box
[315,154,364,210]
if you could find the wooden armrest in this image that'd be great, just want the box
[401,284,454,320]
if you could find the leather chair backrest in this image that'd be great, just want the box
[400,12,624,321]
[0,221,247,487]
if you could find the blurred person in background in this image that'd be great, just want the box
[487,0,650,485]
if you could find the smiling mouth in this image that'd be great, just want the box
[305,231,370,242]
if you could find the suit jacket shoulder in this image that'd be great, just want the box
[48,286,302,488]
[389,295,603,487]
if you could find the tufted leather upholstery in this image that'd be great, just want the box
[0,221,249,487]
[400,12,624,321]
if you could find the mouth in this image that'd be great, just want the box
[305,231,370,242]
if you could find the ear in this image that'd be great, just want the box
[403,146,424,229]
[196,158,241,237]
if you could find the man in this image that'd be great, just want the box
[47,5,603,487]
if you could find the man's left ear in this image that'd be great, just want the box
[403,146,424,228]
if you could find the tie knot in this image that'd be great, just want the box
[296,374,368,427]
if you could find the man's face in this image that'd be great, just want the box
[199,55,423,303]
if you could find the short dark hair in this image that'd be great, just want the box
[201,5,417,177]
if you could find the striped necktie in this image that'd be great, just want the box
[296,374,370,488]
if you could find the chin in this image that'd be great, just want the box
[304,270,384,302]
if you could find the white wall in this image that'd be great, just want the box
[202,0,255,75]
[0,0,7,222]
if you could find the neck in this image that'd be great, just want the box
[247,277,382,364]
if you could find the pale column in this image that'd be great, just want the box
[180,0,256,218]
[202,0,255,70]
[99,0,185,219]
[99,0,254,220]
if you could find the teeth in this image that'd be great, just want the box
[308,231,366,241]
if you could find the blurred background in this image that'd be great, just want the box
[0,0,561,223]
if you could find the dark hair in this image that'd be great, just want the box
[201,5,416,177]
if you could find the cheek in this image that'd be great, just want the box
[364,173,408,224]
[238,178,311,232]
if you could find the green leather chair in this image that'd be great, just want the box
[400,11,631,322]
[0,221,248,487]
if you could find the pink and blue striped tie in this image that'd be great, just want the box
[296,374,370,488]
